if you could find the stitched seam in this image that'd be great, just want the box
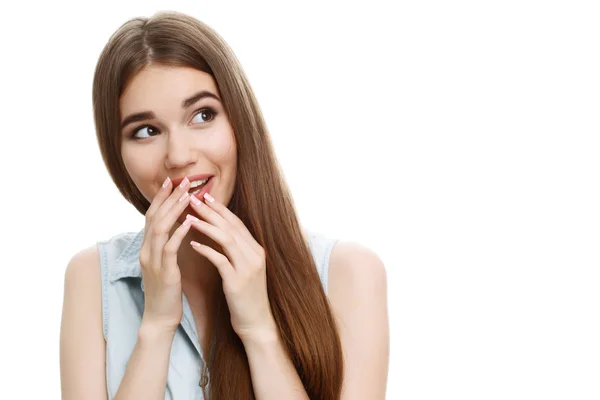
[110,230,144,283]
[98,242,109,341]
[111,266,142,281]
[114,229,144,264]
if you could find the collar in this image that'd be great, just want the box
[107,227,314,294]
[108,228,147,292]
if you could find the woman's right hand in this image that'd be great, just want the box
[138,176,193,333]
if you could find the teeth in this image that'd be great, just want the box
[188,178,210,195]
[189,178,209,189]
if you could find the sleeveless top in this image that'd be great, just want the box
[97,227,338,400]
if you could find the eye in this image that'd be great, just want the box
[128,108,218,140]
[131,125,159,140]
[192,108,218,124]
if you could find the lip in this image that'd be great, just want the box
[170,174,214,188]
[189,176,215,200]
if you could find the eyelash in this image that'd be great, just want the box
[129,107,219,140]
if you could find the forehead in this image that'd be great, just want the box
[120,65,219,113]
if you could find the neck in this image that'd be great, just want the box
[172,223,222,304]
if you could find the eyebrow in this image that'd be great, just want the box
[120,90,221,130]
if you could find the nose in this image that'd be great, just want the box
[164,129,196,170]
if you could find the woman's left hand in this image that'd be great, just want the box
[186,192,277,341]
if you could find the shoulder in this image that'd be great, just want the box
[328,240,387,301]
[63,245,103,318]
[63,228,141,294]
[64,227,139,284]
[62,244,104,337]
[64,245,101,286]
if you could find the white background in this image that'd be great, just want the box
[1,0,599,399]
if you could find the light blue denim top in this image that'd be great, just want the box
[97,228,338,400]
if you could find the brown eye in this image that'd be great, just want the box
[192,108,217,124]
[132,125,159,139]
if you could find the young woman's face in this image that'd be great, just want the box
[119,65,237,220]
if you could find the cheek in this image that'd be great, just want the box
[121,145,157,199]
[214,140,237,164]
[201,127,237,165]
[213,130,237,163]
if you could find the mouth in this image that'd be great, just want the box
[188,176,214,198]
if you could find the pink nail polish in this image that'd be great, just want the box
[162,177,171,188]
[180,177,189,188]
[190,195,201,206]
[184,214,199,225]
[203,193,214,203]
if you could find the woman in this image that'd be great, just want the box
[60,10,389,400]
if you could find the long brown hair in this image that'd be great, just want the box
[92,10,343,399]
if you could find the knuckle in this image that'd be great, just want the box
[139,245,151,266]
[163,241,178,255]
[145,210,157,224]
[152,224,168,237]
[139,253,150,268]
[234,222,247,234]
[223,235,235,247]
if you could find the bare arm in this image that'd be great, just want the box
[112,324,175,400]
[60,246,108,400]
[329,241,390,400]
[238,241,389,400]
[59,246,177,400]
[241,330,310,400]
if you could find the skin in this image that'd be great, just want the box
[119,64,236,340]
[119,64,390,397]
[59,63,389,399]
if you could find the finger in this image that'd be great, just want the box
[187,216,246,271]
[152,177,192,226]
[190,194,263,256]
[142,179,189,260]
[150,191,191,272]
[144,177,173,231]
[141,177,175,266]
[162,214,194,273]
[190,240,235,283]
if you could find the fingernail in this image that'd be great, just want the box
[183,214,199,225]
[203,193,214,203]
[190,195,201,206]
[180,177,189,188]
[162,177,171,188]
[179,192,189,202]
